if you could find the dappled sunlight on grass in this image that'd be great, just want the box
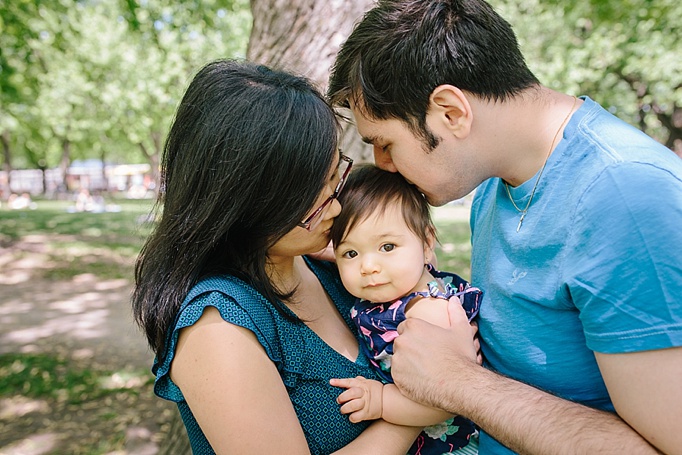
[0,275,131,347]
[0,350,165,455]
[0,200,154,250]
[0,197,174,454]
[0,199,474,453]
[0,432,60,455]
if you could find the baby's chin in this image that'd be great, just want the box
[355,288,404,304]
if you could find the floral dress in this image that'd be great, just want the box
[351,267,483,455]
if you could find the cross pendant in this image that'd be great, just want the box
[516,213,526,232]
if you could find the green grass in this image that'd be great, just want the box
[0,197,156,279]
[0,198,154,240]
[435,219,473,280]
[0,352,152,405]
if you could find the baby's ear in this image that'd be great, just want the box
[423,230,437,264]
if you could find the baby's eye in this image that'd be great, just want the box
[342,250,358,259]
[379,243,395,253]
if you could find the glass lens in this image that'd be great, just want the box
[299,154,353,231]
[306,198,332,231]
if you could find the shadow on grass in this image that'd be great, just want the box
[0,198,177,455]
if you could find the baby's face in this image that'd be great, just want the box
[334,201,431,303]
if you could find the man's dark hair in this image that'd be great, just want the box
[328,0,539,147]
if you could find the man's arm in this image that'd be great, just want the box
[391,300,672,454]
[595,347,682,455]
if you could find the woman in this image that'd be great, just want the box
[132,60,422,454]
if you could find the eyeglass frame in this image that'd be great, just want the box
[298,153,353,231]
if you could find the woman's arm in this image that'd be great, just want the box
[171,306,310,453]
[334,421,423,455]
[172,306,421,454]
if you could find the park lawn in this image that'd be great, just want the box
[0,197,155,280]
[0,198,472,454]
[0,196,164,454]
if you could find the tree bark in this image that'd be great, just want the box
[59,138,71,192]
[1,130,12,200]
[138,132,162,196]
[157,409,191,455]
[248,0,375,163]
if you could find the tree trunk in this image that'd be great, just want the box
[138,131,162,196]
[59,138,71,191]
[1,130,12,200]
[100,148,109,192]
[247,0,375,163]
[157,409,191,455]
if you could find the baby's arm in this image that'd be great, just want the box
[331,295,463,425]
[404,294,455,329]
[330,376,453,426]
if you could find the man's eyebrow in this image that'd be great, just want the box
[361,135,382,145]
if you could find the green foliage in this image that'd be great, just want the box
[497,0,681,146]
[1,0,252,170]
[2,0,679,171]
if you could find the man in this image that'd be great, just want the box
[328,0,682,453]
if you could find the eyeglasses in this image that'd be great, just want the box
[298,154,353,231]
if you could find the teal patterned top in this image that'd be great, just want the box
[152,257,383,454]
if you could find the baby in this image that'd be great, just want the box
[330,164,482,454]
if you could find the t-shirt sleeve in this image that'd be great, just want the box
[564,161,682,353]
[152,290,286,402]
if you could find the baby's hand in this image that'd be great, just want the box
[330,376,384,423]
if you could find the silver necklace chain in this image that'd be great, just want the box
[504,96,577,232]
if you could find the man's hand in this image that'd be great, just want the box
[391,297,480,411]
[330,376,384,423]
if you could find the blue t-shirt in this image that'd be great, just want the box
[470,96,682,454]
[152,257,383,455]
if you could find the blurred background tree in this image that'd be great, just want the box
[1,0,680,198]
[501,0,681,153]
[1,0,251,195]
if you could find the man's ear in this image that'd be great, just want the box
[429,85,473,139]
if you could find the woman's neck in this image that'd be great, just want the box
[266,255,302,296]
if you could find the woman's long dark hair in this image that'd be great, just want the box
[132,60,339,357]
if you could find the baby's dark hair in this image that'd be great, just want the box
[331,164,437,248]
